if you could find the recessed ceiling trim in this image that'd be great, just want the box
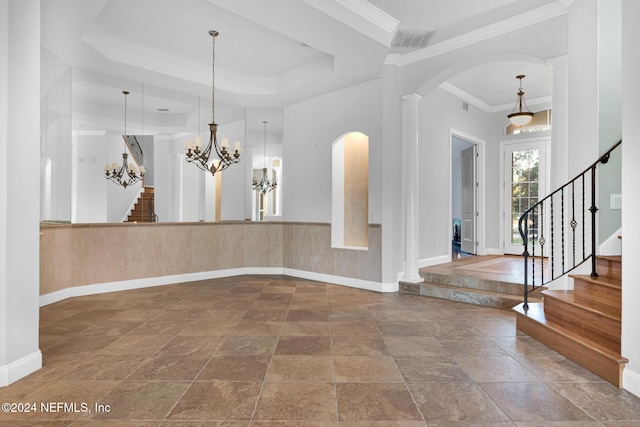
[385,1,569,67]
[302,0,399,47]
[440,81,552,113]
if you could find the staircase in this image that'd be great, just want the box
[125,186,156,222]
[512,140,625,387]
[514,255,626,386]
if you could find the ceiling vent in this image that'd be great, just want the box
[391,29,433,49]
[157,108,170,112]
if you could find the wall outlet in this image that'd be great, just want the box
[118,262,124,271]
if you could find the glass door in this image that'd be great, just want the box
[503,140,547,255]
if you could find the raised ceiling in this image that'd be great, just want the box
[41,0,564,134]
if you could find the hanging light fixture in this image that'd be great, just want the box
[507,75,535,126]
[104,90,145,188]
[252,121,277,194]
[185,30,241,175]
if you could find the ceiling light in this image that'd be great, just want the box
[185,30,241,175]
[104,91,145,188]
[252,121,277,195]
[507,75,534,126]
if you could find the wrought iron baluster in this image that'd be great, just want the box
[561,188,565,274]
[582,174,585,259]
[540,201,545,285]
[551,197,555,280]
[571,181,577,268]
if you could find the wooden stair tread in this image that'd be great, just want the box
[598,255,621,263]
[542,290,620,319]
[569,274,621,289]
[513,303,627,364]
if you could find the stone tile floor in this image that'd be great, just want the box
[1,275,639,426]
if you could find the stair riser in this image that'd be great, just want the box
[596,258,621,280]
[515,312,623,386]
[572,281,621,309]
[543,296,620,346]
[421,273,529,296]
[400,283,524,310]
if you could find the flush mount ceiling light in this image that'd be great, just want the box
[185,30,241,175]
[252,121,277,195]
[104,90,145,188]
[507,75,535,126]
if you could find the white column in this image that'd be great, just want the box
[621,0,640,399]
[547,55,569,190]
[402,93,423,282]
[0,0,42,386]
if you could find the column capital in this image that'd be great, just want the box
[402,93,423,103]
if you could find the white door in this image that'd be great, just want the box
[503,140,547,255]
[461,145,477,254]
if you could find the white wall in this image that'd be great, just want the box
[283,79,383,224]
[418,88,497,261]
[75,134,108,223]
[41,66,72,221]
[621,0,640,399]
[568,0,599,175]
[0,0,42,386]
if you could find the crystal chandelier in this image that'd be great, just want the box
[507,75,535,126]
[252,121,277,194]
[185,30,241,175]
[104,91,145,188]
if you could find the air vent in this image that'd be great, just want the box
[391,29,433,48]
[157,108,170,112]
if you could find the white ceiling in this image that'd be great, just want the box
[41,0,561,135]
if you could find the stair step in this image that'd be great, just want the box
[400,281,541,310]
[514,302,627,386]
[419,272,535,296]
[596,256,621,280]
[570,273,621,290]
[542,290,621,348]
[571,275,621,309]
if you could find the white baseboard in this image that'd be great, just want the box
[0,350,42,387]
[624,367,640,399]
[418,255,449,268]
[40,268,398,306]
[484,247,503,255]
[283,268,398,293]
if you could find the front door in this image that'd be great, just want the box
[461,145,477,254]
[503,140,547,255]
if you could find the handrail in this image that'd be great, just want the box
[518,140,621,308]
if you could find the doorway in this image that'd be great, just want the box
[502,138,549,255]
[451,133,481,258]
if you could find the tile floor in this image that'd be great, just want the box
[1,275,640,426]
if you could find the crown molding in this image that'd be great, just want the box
[439,81,552,114]
[302,0,399,47]
[386,1,569,67]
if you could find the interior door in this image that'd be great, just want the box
[503,140,547,255]
[461,145,477,254]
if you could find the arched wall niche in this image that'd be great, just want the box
[332,131,369,250]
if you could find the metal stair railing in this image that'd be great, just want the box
[518,140,621,308]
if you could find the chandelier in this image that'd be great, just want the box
[507,75,535,126]
[104,90,145,188]
[185,30,241,175]
[252,121,278,194]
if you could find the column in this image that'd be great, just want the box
[0,0,42,386]
[402,93,423,282]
